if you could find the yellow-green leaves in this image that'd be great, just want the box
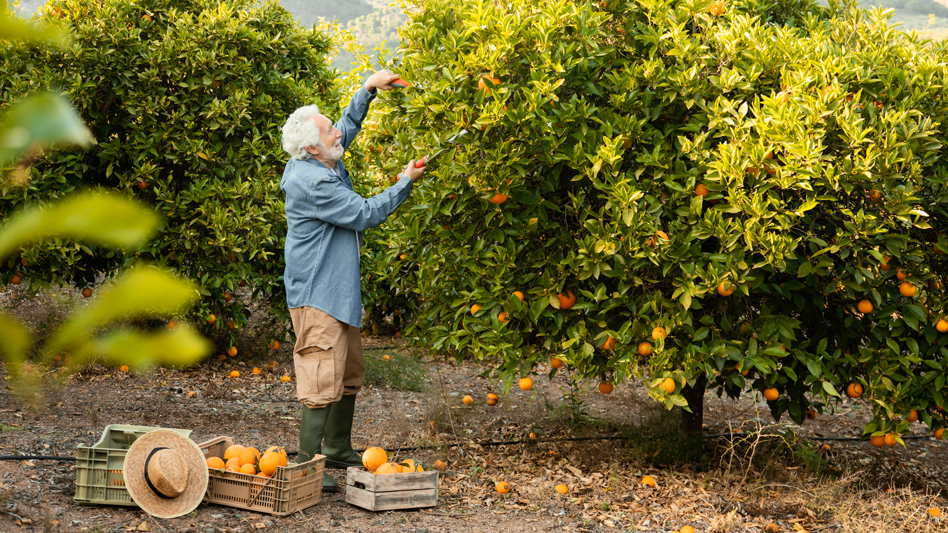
[0,92,92,168]
[44,266,200,356]
[0,191,158,260]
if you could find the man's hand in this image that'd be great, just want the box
[364,70,402,93]
[403,160,426,183]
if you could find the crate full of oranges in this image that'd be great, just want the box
[345,447,439,511]
[198,436,325,516]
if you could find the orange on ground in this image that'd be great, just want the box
[519,377,534,391]
[662,378,676,395]
[362,447,388,472]
[937,319,948,333]
[495,481,511,494]
[641,475,656,487]
[870,435,886,447]
[652,327,666,340]
[252,368,261,374]
[638,342,653,356]
[806,408,818,420]
[846,383,863,399]
[238,447,260,467]
[899,282,916,297]
[10,275,21,285]
[229,370,240,378]
[281,375,291,382]
[681,528,696,533]
[471,304,481,315]
[598,382,614,394]
[81,288,92,298]
[513,290,524,302]
[717,282,734,296]
[228,346,238,357]
[557,290,576,310]
[763,388,779,401]
[239,464,257,475]
[259,452,283,477]
[551,358,563,369]
[884,433,897,446]
[857,299,873,314]
[168,320,176,330]
[206,457,225,469]
[487,393,499,402]
[600,336,616,350]
[555,484,569,494]
[383,354,391,361]
[929,508,942,518]
[119,365,129,372]
[486,395,498,406]
[270,340,280,351]
[433,460,446,471]
[695,184,709,197]
[489,193,508,205]
[462,395,473,405]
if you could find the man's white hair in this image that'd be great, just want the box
[282,105,325,160]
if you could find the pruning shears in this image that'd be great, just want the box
[415,129,470,168]
[390,78,412,89]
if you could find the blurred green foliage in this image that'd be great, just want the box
[0,0,341,354]
[0,1,209,406]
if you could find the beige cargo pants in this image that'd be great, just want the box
[288,307,365,408]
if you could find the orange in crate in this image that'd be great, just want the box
[199,437,325,516]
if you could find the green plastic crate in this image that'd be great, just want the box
[75,424,192,506]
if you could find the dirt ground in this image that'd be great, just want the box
[0,286,946,532]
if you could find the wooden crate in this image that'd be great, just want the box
[198,437,325,516]
[345,467,439,511]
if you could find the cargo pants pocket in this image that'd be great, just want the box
[294,344,336,409]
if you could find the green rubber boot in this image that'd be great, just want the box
[322,394,364,469]
[299,406,340,492]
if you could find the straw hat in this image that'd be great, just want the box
[123,430,209,519]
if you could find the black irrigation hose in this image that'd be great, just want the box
[2,432,942,462]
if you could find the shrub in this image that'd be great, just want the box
[1,0,341,351]
[357,0,948,441]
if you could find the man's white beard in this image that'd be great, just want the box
[323,141,344,161]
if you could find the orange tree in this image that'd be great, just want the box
[356,0,948,441]
[0,0,341,351]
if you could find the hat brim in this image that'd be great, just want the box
[123,429,209,519]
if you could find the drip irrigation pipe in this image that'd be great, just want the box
[2,431,941,463]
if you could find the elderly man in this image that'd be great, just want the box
[280,70,424,491]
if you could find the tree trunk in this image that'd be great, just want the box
[678,373,708,461]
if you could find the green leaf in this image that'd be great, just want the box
[44,266,199,355]
[0,9,68,45]
[0,192,158,261]
[822,381,842,398]
[0,92,92,166]
[0,313,31,367]
[77,327,211,370]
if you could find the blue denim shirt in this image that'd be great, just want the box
[281,87,414,327]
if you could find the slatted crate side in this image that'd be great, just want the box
[198,437,325,516]
[75,425,191,506]
[344,467,440,511]
[346,467,439,492]
[345,486,439,511]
